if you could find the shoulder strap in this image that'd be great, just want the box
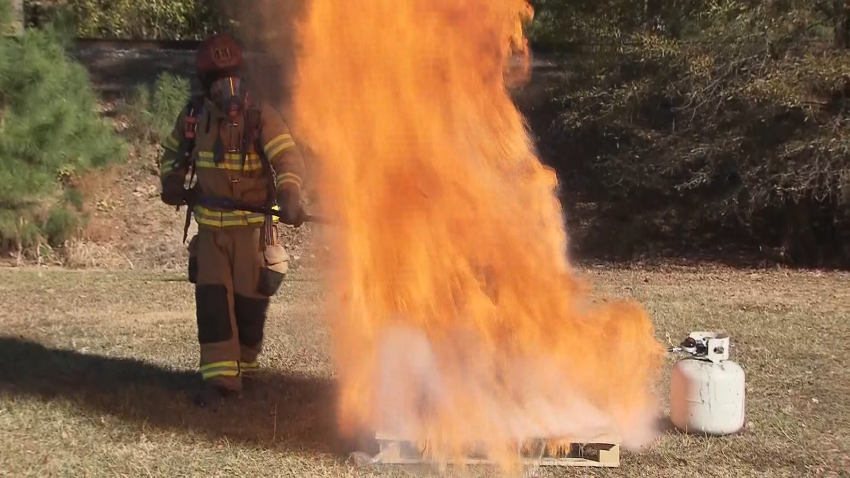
[179,96,205,245]
[181,95,205,165]
[241,102,276,202]
[241,101,277,246]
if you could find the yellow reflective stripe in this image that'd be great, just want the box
[264,134,293,152]
[197,152,259,161]
[195,158,263,172]
[163,134,180,152]
[195,217,266,228]
[268,141,296,159]
[264,134,296,158]
[199,360,240,380]
[159,152,184,178]
[202,369,239,380]
[195,151,263,172]
[200,361,239,372]
[276,172,302,189]
[194,205,267,227]
[160,158,177,175]
[195,215,266,227]
[240,361,259,372]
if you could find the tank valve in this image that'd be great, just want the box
[672,331,730,363]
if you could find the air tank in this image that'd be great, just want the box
[669,332,746,436]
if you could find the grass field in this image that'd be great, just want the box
[0,265,847,477]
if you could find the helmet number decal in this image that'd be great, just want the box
[212,47,232,65]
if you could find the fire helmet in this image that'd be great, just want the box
[196,33,244,80]
[195,33,248,118]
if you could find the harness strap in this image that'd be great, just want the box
[180,96,205,243]
[241,102,277,246]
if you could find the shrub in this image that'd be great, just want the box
[0,3,127,257]
[527,0,850,266]
[43,205,82,246]
[122,72,191,145]
[27,0,230,40]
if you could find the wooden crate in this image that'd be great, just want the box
[373,432,620,467]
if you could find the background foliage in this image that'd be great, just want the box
[0,1,126,256]
[526,0,850,266]
[25,0,229,39]
[122,72,191,145]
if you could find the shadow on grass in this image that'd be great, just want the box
[0,336,347,456]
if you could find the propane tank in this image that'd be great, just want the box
[669,332,746,436]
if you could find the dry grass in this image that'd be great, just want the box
[0,265,847,477]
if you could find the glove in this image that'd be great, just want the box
[161,176,187,206]
[276,185,304,226]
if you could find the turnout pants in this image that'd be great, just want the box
[188,225,289,391]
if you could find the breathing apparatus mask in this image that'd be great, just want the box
[206,73,250,121]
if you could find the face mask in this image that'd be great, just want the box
[209,76,248,120]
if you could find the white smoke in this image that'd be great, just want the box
[373,324,658,455]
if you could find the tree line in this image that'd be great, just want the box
[524,0,849,267]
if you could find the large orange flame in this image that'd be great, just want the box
[290,0,665,470]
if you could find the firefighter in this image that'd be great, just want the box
[158,33,306,407]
